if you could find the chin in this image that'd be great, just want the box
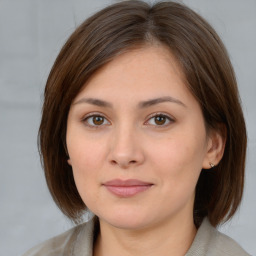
[107,219,150,230]
[97,210,157,230]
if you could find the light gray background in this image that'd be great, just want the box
[0,0,255,255]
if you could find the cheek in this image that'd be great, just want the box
[150,134,206,171]
[71,144,103,170]
[67,127,107,169]
[147,127,207,193]
[68,143,103,208]
[67,134,107,194]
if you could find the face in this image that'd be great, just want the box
[66,46,215,230]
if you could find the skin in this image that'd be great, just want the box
[66,45,225,256]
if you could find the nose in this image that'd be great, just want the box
[108,125,145,169]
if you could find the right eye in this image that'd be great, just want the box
[83,114,110,128]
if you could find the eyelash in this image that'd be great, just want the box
[81,112,175,129]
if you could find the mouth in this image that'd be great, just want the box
[103,179,153,198]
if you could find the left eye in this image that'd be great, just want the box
[147,114,173,126]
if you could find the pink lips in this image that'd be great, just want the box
[103,179,153,198]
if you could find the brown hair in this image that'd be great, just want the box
[39,0,247,227]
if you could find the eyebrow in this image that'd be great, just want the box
[73,96,186,108]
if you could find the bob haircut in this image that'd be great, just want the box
[39,0,247,227]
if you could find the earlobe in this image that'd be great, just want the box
[67,159,72,166]
[209,162,215,168]
[203,125,226,169]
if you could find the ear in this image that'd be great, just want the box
[63,140,71,165]
[67,158,72,166]
[202,125,226,169]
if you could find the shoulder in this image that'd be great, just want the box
[211,229,251,256]
[187,218,251,256]
[22,218,95,256]
[212,230,249,256]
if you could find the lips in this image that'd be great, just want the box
[103,179,153,197]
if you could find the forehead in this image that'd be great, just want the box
[75,46,189,100]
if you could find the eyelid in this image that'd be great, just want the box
[82,111,105,118]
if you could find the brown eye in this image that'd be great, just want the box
[154,115,167,125]
[84,115,110,127]
[147,114,173,127]
[93,116,104,125]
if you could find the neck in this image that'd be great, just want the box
[93,214,197,256]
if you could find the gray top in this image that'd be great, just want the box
[22,217,250,256]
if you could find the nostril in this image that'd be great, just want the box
[110,160,117,165]
[109,159,137,167]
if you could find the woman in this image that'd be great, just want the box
[23,1,249,255]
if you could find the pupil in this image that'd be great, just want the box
[93,116,104,125]
[155,116,166,125]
